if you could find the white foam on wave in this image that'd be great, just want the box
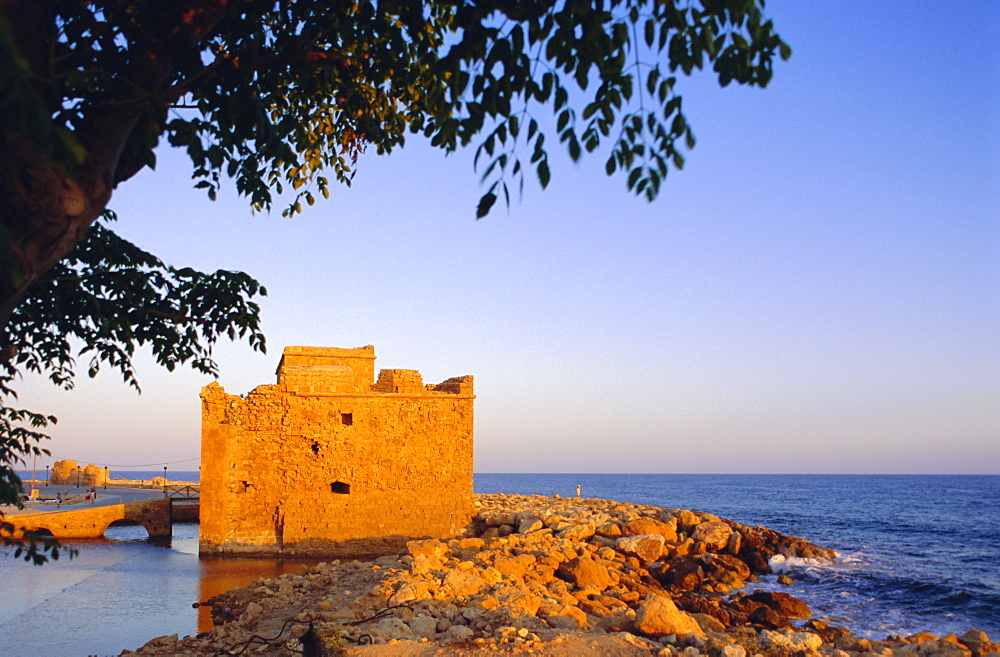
[769,550,872,575]
[769,554,834,573]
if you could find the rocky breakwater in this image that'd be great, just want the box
[126,494,999,657]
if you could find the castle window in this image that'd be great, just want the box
[330,481,350,494]
[311,441,320,454]
[341,413,353,426]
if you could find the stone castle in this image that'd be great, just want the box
[49,459,109,487]
[199,346,475,557]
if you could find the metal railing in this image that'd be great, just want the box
[163,484,200,499]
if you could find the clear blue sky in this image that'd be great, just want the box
[18,1,1000,475]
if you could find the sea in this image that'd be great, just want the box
[0,472,997,656]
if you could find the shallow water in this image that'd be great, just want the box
[0,523,315,657]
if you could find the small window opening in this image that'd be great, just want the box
[311,441,320,454]
[330,481,351,494]
[341,413,353,426]
[241,480,252,491]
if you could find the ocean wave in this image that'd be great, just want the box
[757,548,1000,639]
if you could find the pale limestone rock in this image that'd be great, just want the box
[440,625,474,642]
[545,605,588,629]
[671,509,701,529]
[623,517,678,543]
[370,617,414,643]
[410,553,444,575]
[442,569,487,597]
[760,629,824,652]
[518,517,545,533]
[720,643,747,657]
[493,553,536,578]
[597,522,623,538]
[557,556,614,591]
[407,615,438,638]
[726,530,742,555]
[633,596,703,637]
[616,533,666,563]
[389,581,432,604]
[493,585,542,617]
[557,522,596,541]
[691,521,732,551]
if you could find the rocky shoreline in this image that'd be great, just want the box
[124,494,998,656]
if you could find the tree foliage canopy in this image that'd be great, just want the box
[0,0,787,562]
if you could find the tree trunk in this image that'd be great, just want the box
[0,135,115,335]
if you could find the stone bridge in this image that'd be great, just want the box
[4,498,175,539]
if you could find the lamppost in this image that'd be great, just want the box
[45,465,49,487]
[163,466,168,495]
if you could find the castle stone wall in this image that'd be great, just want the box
[199,345,475,557]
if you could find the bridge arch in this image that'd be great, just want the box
[105,519,152,538]
[2,498,173,540]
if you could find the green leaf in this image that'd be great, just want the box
[537,159,551,188]
[476,192,498,218]
[627,167,642,191]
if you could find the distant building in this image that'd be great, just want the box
[49,459,109,487]
[199,346,475,557]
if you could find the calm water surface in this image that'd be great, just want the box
[0,523,315,657]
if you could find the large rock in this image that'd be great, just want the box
[518,517,545,533]
[656,557,704,591]
[439,625,474,643]
[691,521,733,552]
[370,617,414,643]
[556,556,614,590]
[557,522,596,541]
[493,553,536,578]
[958,628,1000,656]
[616,534,665,563]
[696,553,751,581]
[633,596,704,637]
[747,591,811,619]
[407,615,438,639]
[784,538,838,559]
[545,605,589,629]
[760,629,824,652]
[388,581,432,604]
[493,585,542,616]
[669,509,701,530]
[442,569,487,597]
[623,517,678,543]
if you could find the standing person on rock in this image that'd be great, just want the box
[576,484,581,498]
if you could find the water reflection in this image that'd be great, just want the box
[0,522,319,657]
[196,556,318,633]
